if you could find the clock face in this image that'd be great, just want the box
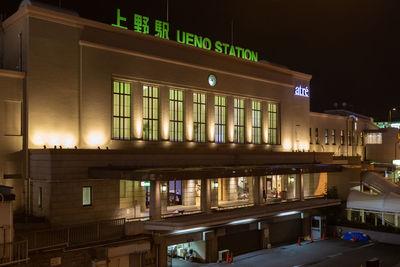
[208,74,216,86]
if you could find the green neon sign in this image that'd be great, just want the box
[140,181,151,187]
[112,9,258,62]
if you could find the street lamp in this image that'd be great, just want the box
[389,108,397,126]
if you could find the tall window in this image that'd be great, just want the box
[112,81,131,140]
[82,186,92,207]
[315,128,319,144]
[324,129,329,145]
[252,101,262,144]
[38,187,42,208]
[348,130,352,146]
[309,128,313,144]
[215,96,226,143]
[234,98,245,143]
[193,93,206,142]
[169,89,184,141]
[332,129,336,145]
[268,103,278,144]
[143,85,159,141]
[340,130,345,145]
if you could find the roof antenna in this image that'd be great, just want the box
[231,19,234,45]
[166,0,169,22]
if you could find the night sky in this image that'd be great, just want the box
[2,0,400,121]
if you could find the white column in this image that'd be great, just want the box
[245,99,252,144]
[184,90,193,141]
[159,86,169,141]
[207,93,215,142]
[226,96,234,143]
[150,180,161,220]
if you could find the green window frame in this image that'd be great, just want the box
[82,186,92,207]
[234,98,245,143]
[252,101,262,144]
[215,96,226,143]
[268,103,278,144]
[169,89,184,141]
[143,85,159,141]
[112,81,131,140]
[193,92,206,142]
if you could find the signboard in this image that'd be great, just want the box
[112,9,258,62]
[140,181,151,187]
[294,86,309,97]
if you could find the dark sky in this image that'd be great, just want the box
[2,0,400,121]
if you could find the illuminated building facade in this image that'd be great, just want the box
[1,2,394,266]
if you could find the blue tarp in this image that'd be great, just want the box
[342,232,369,242]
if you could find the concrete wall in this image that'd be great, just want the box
[310,112,378,159]
[366,128,400,163]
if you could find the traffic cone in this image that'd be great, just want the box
[226,251,230,263]
[353,233,357,242]
[298,236,302,246]
[322,232,325,240]
[310,234,313,243]
[230,252,234,263]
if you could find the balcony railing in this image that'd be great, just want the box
[0,240,29,266]
[25,218,125,251]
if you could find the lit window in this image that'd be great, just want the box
[331,129,336,145]
[82,186,92,206]
[348,130,352,146]
[325,129,329,145]
[268,103,278,144]
[340,130,345,145]
[234,98,245,143]
[169,89,184,141]
[112,81,131,140]
[193,93,206,142]
[143,85,159,141]
[38,187,42,208]
[252,101,262,144]
[215,96,226,143]
[366,132,382,144]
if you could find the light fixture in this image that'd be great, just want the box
[161,185,167,192]
[276,211,299,217]
[214,181,219,188]
[228,218,256,225]
[173,227,206,235]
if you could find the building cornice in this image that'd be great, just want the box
[4,5,312,82]
[0,69,26,79]
[80,40,294,88]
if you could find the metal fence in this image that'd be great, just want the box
[26,218,126,251]
[0,240,29,266]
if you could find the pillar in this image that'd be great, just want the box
[395,213,399,228]
[301,212,311,238]
[159,86,169,141]
[210,179,218,208]
[360,210,365,223]
[132,81,143,139]
[245,99,252,143]
[206,93,215,142]
[347,209,352,221]
[297,174,304,201]
[262,101,269,144]
[226,96,234,143]
[206,235,218,263]
[201,178,211,213]
[251,176,263,205]
[150,180,161,220]
[184,90,193,141]
[182,180,196,206]
[260,223,271,249]
[160,182,168,214]
[382,212,385,226]
[157,240,168,267]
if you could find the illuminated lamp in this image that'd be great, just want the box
[161,185,167,192]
